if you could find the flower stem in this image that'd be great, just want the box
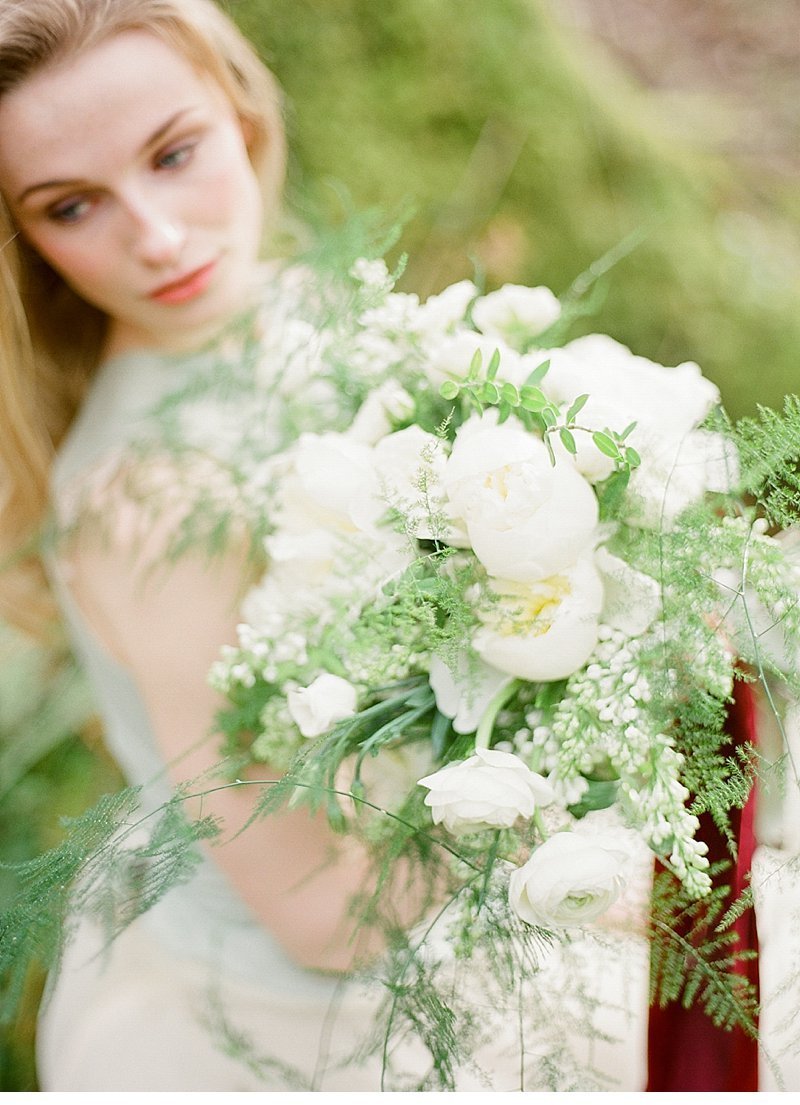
[474,678,520,749]
[533,807,549,842]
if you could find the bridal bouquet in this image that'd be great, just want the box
[208,255,800,990]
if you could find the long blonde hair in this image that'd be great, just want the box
[0,0,286,633]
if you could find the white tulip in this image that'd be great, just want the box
[415,280,478,333]
[424,331,529,389]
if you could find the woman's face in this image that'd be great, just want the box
[0,30,264,354]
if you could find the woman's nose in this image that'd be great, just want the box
[129,199,187,267]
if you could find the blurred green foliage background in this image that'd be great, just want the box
[1,0,797,1089]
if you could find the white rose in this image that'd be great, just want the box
[429,653,513,734]
[508,832,628,928]
[347,383,416,445]
[472,556,604,681]
[418,746,555,834]
[444,412,599,583]
[415,280,478,333]
[287,673,359,738]
[275,433,380,535]
[472,284,561,349]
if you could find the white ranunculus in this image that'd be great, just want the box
[472,556,604,681]
[472,284,561,349]
[287,673,359,738]
[444,412,599,583]
[418,746,555,834]
[347,382,416,445]
[508,832,628,928]
[595,546,661,637]
[429,653,513,734]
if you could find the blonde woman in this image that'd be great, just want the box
[0,0,675,1091]
[0,0,434,1090]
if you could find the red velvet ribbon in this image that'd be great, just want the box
[646,678,760,1091]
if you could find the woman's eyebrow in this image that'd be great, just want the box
[16,106,199,204]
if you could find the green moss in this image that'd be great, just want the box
[232,0,799,417]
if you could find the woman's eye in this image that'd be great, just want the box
[48,198,92,224]
[156,142,196,170]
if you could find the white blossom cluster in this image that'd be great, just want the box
[546,624,725,896]
[204,258,798,926]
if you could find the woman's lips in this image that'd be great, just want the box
[149,260,217,305]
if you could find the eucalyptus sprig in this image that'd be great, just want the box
[439,348,641,473]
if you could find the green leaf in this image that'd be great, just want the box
[559,427,577,454]
[519,386,547,412]
[567,778,620,819]
[566,393,590,424]
[595,469,631,520]
[439,380,460,401]
[467,348,483,381]
[524,358,550,386]
[430,710,452,759]
[540,407,557,429]
[592,430,620,459]
[544,434,556,466]
[486,348,501,380]
[626,446,642,469]
[620,420,638,440]
[479,380,500,404]
[500,382,520,405]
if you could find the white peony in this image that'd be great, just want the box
[623,427,739,530]
[444,412,599,583]
[423,331,530,389]
[472,284,561,349]
[418,746,555,834]
[472,556,604,681]
[508,832,628,928]
[429,653,513,734]
[542,335,719,437]
[539,335,730,526]
[286,673,359,738]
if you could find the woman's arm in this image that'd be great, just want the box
[63,474,387,973]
